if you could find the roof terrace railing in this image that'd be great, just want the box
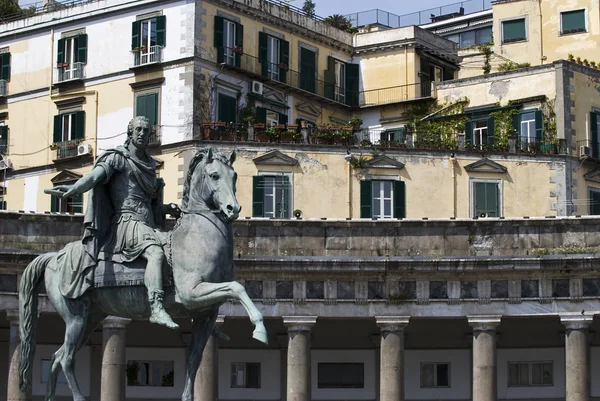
[346,0,493,29]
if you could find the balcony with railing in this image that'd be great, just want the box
[217,47,358,108]
[147,126,161,147]
[57,62,85,83]
[52,141,80,161]
[133,46,162,67]
[359,82,434,107]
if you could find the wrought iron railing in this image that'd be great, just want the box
[515,138,558,154]
[359,82,434,107]
[148,127,161,147]
[57,62,85,82]
[133,46,162,67]
[54,142,79,160]
[216,47,358,107]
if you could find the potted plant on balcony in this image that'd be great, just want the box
[232,46,244,55]
[265,126,279,142]
[349,115,363,131]
[314,125,334,145]
[335,126,354,145]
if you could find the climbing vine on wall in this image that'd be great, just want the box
[488,107,517,148]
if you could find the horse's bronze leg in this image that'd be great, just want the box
[180,281,267,344]
[45,347,63,401]
[181,311,217,401]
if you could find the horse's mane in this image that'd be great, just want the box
[181,147,232,208]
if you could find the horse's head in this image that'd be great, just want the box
[183,147,241,221]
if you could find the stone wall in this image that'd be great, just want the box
[1,211,600,257]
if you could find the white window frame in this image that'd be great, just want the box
[266,35,280,81]
[266,110,279,128]
[501,16,528,44]
[507,361,553,387]
[372,180,394,220]
[335,60,346,103]
[139,18,159,64]
[258,171,293,219]
[473,119,489,150]
[63,36,78,77]
[231,362,261,389]
[520,110,537,145]
[560,9,587,35]
[223,19,236,65]
[420,362,451,388]
[470,178,502,218]
[60,112,77,142]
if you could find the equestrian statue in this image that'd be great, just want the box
[17,116,267,401]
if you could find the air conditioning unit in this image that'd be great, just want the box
[77,144,92,157]
[251,81,264,96]
[0,158,12,170]
[579,145,592,158]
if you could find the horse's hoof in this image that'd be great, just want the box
[252,327,268,344]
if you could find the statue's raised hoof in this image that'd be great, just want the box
[252,327,268,344]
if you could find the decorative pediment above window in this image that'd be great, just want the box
[295,101,321,117]
[584,167,600,183]
[51,170,82,184]
[263,86,287,105]
[465,158,507,173]
[253,150,298,166]
[364,155,405,170]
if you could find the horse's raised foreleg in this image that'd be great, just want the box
[181,281,267,344]
[181,311,217,401]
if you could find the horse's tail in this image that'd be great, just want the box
[18,252,55,392]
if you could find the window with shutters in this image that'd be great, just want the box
[223,19,236,66]
[591,112,600,159]
[51,190,83,214]
[561,10,586,35]
[472,180,501,218]
[267,36,280,81]
[299,47,316,93]
[135,90,160,146]
[56,35,87,82]
[0,123,8,154]
[259,32,289,83]
[466,117,494,150]
[589,189,600,215]
[217,93,237,124]
[132,16,166,66]
[508,361,553,386]
[360,180,406,219]
[252,173,292,219]
[379,127,406,146]
[53,109,85,160]
[214,16,243,67]
[335,60,346,104]
[420,362,450,388]
[0,52,11,96]
[266,110,279,128]
[502,18,527,44]
[231,362,261,388]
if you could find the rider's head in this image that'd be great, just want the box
[125,116,151,149]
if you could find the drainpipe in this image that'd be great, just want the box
[538,0,545,64]
[49,28,54,162]
[450,153,457,218]
[348,161,352,218]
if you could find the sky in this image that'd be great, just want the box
[309,0,456,19]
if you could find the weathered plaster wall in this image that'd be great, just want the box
[493,0,543,66]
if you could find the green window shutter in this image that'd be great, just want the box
[0,126,8,153]
[259,32,268,77]
[256,107,267,124]
[360,180,372,218]
[443,68,455,81]
[143,92,158,127]
[534,109,543,143]
[56,38,65,66]
[324,56,336,100]
[53,114,63,143]
[136,93,147,119]
[214,16,224,48]
[131,21,141,50]
[345,63,359,107]
[487,116,495,147]
[252,175,265,217]
[278,113,288,125]
[474,182,499,217]
[512,113,521,146]
[51,195,58,213]
[0,53,10,81]
[234,22,243,68]
[72,193,83,214]
[76,34,87,64]
[591,112,598,159]
[502,19,526,43]
[0,200,6,210]
[465,120,474,146]
[393,181,406,219]
[398,127,407,144]
[562,10,586,33]
[156,16,166,47]
[279,39,289,83]
[218,94,236,124]
[590,191,600,215]
[74,111,85,139]
[300,47,316,93]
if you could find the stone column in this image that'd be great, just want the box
[194,316,224,401]
[101,317,130,401]
[6,310,30,401]
[283,316,317,401]
[468,316,501,401]
[561,315,593,401]
[376,316,409,401]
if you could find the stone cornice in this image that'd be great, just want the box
[375,316,410,332]
[560,314,594,330]
[468,315,502,331]
[282,315,317,332]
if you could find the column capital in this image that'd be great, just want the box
[560,314,593,330]
[102,316,131,329]
[283,316,317,333]
[468,315,502,332]
[375,316,410,332]
[5,309,19,324]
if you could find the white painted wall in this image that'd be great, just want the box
[160,66,190,144]
[405,349,471,400]
[96,107,132,151]
[23,175,38,211]
[311,349,376,400]
[497,348,565,400]
[125,347,186,399]
[218,349,281,400]
[32,345,91,398]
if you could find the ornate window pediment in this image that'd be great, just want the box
[465,158,507,173]
[584,168,600,183]
[253,150,298,166]
[51,170,82,184]
[364,155,405,170]
[295,101,321,117]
